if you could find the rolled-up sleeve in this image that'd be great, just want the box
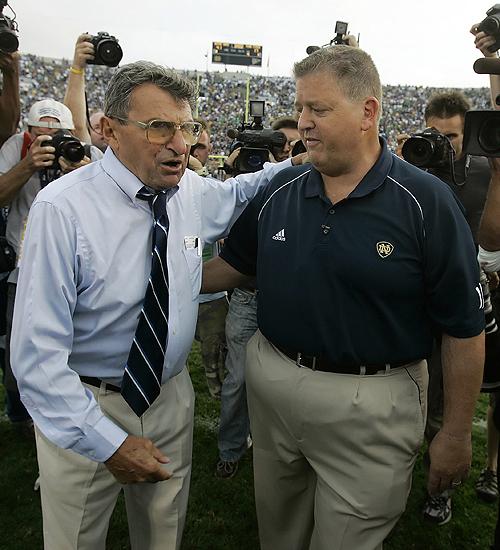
[11,200,127,462]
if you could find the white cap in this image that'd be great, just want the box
[27,99,75,130]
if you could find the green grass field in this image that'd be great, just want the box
[0,343,497,550]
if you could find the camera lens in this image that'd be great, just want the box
[482,16,500,35]
[479,118,500,154]
[402,137,435,167]
[97,39,123,67]
[0,28,18,53]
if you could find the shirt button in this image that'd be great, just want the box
[323,228,329,234]
[329,208,335,214]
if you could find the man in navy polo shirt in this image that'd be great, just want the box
[203,45,485,550]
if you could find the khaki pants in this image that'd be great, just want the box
[246,331,428,550]
[35,367,194,550]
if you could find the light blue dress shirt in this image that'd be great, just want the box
[11,147,290,462]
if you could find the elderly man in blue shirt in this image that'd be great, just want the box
[10,61,294,550]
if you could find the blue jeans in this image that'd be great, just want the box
[218,288,257,462]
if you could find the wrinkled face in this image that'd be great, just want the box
[274,127,300,162]
[89,111,107,152]
[295,71,368,177]
[192,130,211,166]
[29,116,60,140]
[425,114,464,160]
[103,83,192,190]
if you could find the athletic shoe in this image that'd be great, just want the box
[422,494,452,525]
[476,468,498,503]
[215,459,238,479]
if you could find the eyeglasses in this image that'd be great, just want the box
[112,117,202,146]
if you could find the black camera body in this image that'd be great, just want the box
[478,4,500,53]
[402,128,455,169]
[0,1,18,53]
[49,130,86,167]
[463,110,500,157]
[333,21,349,45]
[306,20,351,54]
[227,100,286,174]
[87,32,123,67]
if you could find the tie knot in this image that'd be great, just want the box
[137,188,167,222]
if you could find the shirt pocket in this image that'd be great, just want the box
[182,247,202,300]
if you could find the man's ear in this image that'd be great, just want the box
[101,116,119,150]
[361,97,380,131]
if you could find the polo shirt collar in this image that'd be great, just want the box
[304,137,393,200]
[101,147,179,206]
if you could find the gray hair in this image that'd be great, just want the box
[104,61,196,120]
[293,46,382,109]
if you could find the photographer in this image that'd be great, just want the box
[270,117,299,162]
[0,98,102,429]
[419,91,493,525]
[471,22,500,110]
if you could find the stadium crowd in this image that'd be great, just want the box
[14,53,491,155]
[2,20,500,550]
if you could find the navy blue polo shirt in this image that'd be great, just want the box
[221,140,485,366]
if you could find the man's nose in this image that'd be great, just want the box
[167,127,188,156]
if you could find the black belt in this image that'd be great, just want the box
[272,343,416,375]
[80,375,121,393]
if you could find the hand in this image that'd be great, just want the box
[72,33,94,69]
[188,154,203,172]
[291,151,310,166]
[345,34,359,48]
[104,435,172,484]
[26,135,56,171]
[471,23,498,57]
[58,155,91,174]
[487,271,500,290]
[427,430,471,495]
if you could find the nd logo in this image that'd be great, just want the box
[376,241,394,258]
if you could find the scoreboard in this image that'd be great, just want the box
[212,42,262,67]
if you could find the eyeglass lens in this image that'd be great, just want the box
[146,121,201,145]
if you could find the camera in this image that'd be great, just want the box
[333,21,349,45]
[306,20,353,54]
[0,1,18,53]
[87,32,123,67]
[49,130,86,167]
[463,110,500,157]
[478,4,500,53]
[226,100,286,174]
[402,128,455,168]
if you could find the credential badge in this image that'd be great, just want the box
[376,241,394,258]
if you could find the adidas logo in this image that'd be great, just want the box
[272,229,286,241]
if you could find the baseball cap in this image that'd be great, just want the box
[27,99,75,130]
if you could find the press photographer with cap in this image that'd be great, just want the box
[0,97,101,429]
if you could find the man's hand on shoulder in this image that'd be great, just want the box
[105,434,172,484]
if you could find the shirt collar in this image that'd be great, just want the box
[101,147,180,206]
[304,137,393,200]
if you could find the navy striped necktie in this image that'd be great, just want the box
[121,187,170,416]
